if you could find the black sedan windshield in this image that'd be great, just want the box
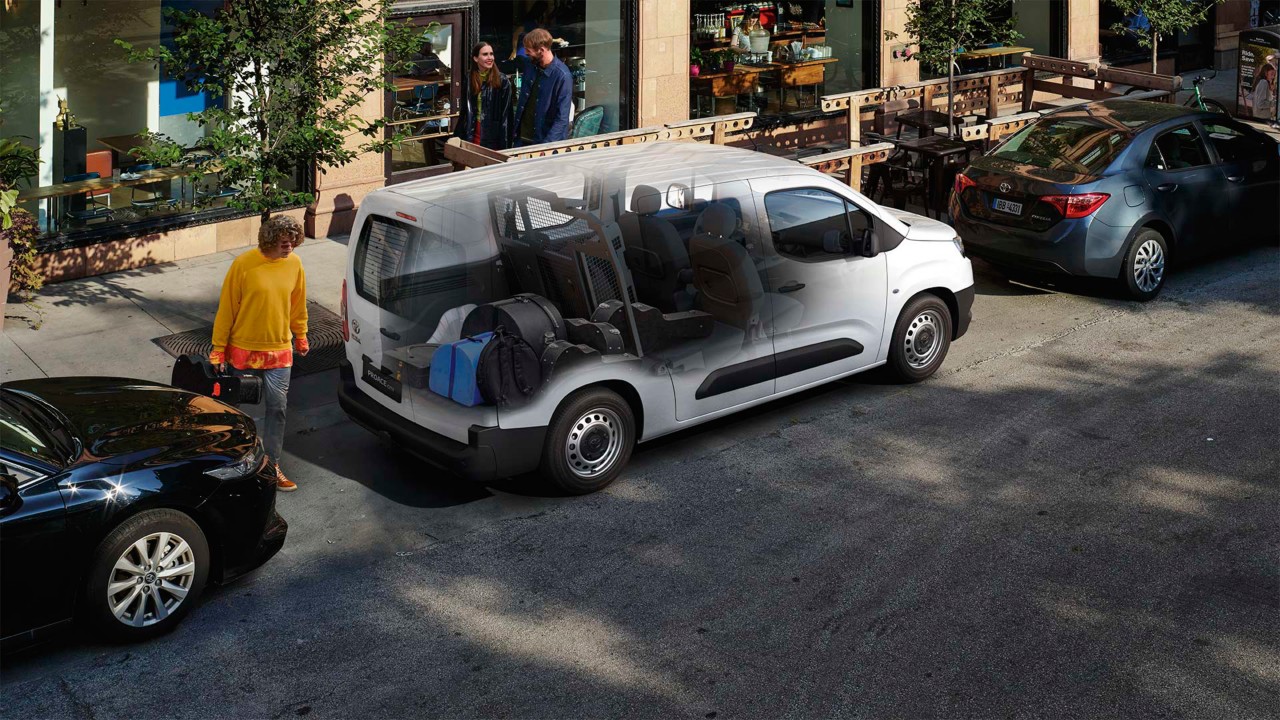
[1,393,75,468]
[993,118,1133,176]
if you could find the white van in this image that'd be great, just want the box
[339,142,973,493]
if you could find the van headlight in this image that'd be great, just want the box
[205,438,266,480]
[952,236,966,257]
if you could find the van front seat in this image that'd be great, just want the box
[688,203,803,335]
[618,184,694,312]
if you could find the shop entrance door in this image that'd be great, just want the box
[385,11,465,185]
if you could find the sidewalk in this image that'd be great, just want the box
[1,234,354,433]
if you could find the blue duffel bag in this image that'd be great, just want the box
[428,332,493,406]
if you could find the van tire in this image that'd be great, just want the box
[541,387,635,495]
[887,294,953,383]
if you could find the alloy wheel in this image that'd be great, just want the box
[1133,239,1166,293]
[107,532,196,628]
[564,408,625,479]
[903,309,945,369]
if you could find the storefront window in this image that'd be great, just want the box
[386,14,462,180]
[1101,1,1214,71]
[1,0,302,240]
[689,1,879,119]
[478,0,634,136]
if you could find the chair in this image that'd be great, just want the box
[569,105,605,139]
[62,172,115,225]
[126,164,177,212]
[397,84,442,134]
[191,155,241,205]
[617,184,694,312]
[85,150,114,207]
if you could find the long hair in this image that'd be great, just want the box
[469,42,503,96]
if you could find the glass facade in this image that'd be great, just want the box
[477,0,635,135]
[0,0,303,241]
[386,13,462,180]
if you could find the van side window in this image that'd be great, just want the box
[764,188,855,262]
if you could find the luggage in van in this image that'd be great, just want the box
[428,333,493,407]
[540,340,598,380]
[476,328,543,407]
[460,294,565,356]
[566,318,626,354]
[384,343,438,389]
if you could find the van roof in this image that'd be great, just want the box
[381,142,813,205]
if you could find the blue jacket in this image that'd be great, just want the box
[514,56,574,146]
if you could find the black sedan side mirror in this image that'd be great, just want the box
[0,467,18,512]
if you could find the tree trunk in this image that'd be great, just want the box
[1151,32,1159,74]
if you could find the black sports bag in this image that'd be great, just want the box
[475,327,544,407]
[170,354,263,406]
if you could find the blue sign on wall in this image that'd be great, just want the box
[158,0,224,117]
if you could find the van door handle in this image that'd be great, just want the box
[777,282,806,293]
[380,327,401,340]
[1157,183,1178,192]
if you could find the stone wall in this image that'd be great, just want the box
[638,0,692,126]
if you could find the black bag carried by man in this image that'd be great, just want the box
[170,354,263,406]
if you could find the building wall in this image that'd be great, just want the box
[1067,0,1100,63]
[1214,0,1254,68]
[638,0,691,126]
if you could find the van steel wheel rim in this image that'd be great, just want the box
[904,309,944,369]
[565,408,624,479]
[107,532,195,627]
[1133,239,1166,293]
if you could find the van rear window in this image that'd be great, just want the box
[353,215,414,308]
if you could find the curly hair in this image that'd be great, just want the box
[258,215,304,252]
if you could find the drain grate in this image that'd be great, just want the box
[152,301,345,378]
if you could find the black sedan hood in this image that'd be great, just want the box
[4,377,256,466]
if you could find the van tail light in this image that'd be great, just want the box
[340,279,350,342]
[954,173,977,196]
[1040,193,1110,219]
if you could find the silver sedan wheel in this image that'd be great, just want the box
[1133,239,1166,293]
[107,532,196,628]
[564,407,624,479]
[903,309,945,369]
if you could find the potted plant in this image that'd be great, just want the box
[690,46,703,76]
[127,131,186,169]
[0,131,43,329]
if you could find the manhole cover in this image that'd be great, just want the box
[152,301,344,378]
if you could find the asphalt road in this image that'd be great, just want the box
[3,246,1278,720]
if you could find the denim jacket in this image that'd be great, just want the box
[514,56,574,146]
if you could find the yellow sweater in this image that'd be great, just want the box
[212,250,308,353]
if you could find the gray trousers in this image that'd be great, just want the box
[244,367,291,465]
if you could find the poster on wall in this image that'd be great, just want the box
[1237,31,1280,121]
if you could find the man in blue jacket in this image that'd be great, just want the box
[513,28,573,147]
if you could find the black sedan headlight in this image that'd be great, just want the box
[205,437,266,480]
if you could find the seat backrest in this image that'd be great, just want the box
[570,105,605,139]
[620,184,692,312]
[687,203,763,330]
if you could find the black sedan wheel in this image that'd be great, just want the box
[86,509,209,641]
[1121,228,1169,301]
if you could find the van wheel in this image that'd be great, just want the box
[1120,228,1168,301]
[887,294,953,383]
[541,388,635,495]
[85,509,210,641]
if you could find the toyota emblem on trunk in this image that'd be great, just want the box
[999,182,1012,194]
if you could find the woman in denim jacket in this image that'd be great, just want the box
[455,42,514,150]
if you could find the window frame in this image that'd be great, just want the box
[762,186,868,264]
[1145,123,1214,172]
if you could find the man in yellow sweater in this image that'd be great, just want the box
[210,215,309,491]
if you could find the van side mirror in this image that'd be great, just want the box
[858,228,879,257]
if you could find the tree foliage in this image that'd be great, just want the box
[887,0,1021,77]
[117,0,428,219]
[1107,0,1225,73]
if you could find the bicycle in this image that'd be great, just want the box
[1125,68,1228,114]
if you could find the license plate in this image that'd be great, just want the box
[992,198,1023,215]
[362,355,402,403]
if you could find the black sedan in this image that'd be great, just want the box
[1,378,286,648]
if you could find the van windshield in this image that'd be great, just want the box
[992,118,1132,176]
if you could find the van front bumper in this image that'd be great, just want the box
[337,360,546,483]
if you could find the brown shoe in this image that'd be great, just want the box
[275,465,297,492]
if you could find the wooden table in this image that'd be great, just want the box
[18,165,209,234]
[691,65,776,116]
[392,74,448,92]
[773,57,838,109]
[97,133,152,166]
[893,109,965,138]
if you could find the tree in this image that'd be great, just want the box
[886,0,1021,135]
[1108,0,1226,73]
[117,0,428,221]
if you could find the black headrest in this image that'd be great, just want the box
[697,203,737,238]
[632,185,662,216]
